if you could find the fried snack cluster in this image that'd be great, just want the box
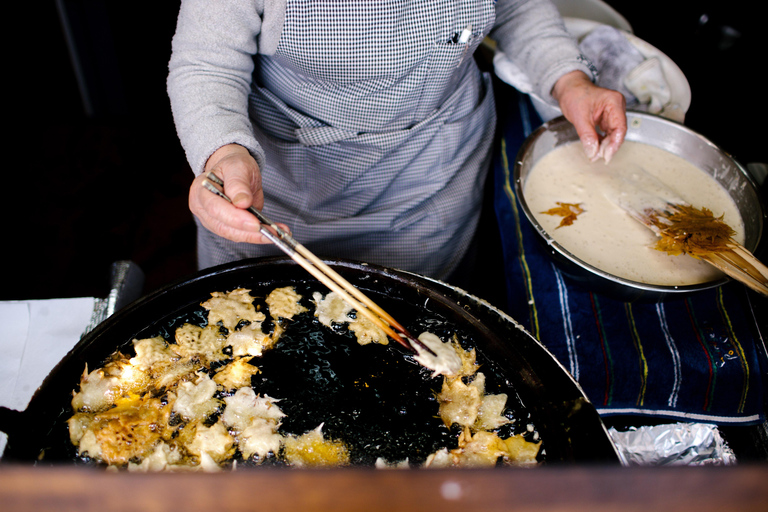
[68,287,345,471]
[312,294,542,468]
[426,339,541,468]
[69,287,540,471]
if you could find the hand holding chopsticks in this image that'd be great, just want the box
[202,172,436,355]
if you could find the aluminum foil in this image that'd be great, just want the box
[81,260,145,338]
[609,422,737,466]
[81,297,109,337]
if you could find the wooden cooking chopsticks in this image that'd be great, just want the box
[202,172,435,355]
[609,166,768,296]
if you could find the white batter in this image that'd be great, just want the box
[523,141,745,286]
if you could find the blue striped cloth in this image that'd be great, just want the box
[493,88,766,425]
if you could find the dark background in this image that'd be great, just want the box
[3,0,764,302]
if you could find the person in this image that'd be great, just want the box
[168,0,626,280]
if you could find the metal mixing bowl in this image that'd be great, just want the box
[514,111,766,301]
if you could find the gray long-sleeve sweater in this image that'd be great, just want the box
[168,0,590,176]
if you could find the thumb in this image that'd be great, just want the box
[223,168,254,208]
[205,144,260,208]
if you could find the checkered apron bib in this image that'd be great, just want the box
[197,0,498,279]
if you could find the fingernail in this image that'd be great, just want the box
[592,138,612,163]
[583,140,598,160]
[589,145,603,163]
[232,193,249,206]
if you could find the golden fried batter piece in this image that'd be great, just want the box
[171,373,222,423]
[425,429,540,468]
[76,395,172,466]
[174,323,229,364]
[437,373,485,429]
[348,315,388,346]
[227,321,274,357]
[130,336,181,373]
[313,291,388,345]
[212,357,260,391]
[202,288,264,331]
[266,286,308,321]
[184,421,236,464]
[71,355,150,413]
[221,387,286,461]
[283,425,350,467]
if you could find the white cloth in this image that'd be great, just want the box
[494,22,680,122]
[579,25,676,118]
[624,57,673,116]
[579,24,644,104]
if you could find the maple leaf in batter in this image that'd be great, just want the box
[540,202,584,228]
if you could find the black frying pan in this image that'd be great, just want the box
[0,257,620,465]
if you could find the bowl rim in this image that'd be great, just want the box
[513,111,765,296]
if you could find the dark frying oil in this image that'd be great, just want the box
[245,285,531,466]
[255,319,452,465]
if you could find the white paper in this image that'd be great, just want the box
[0,297,97,459]
[0,303,30,410]
[0,297,95,411]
